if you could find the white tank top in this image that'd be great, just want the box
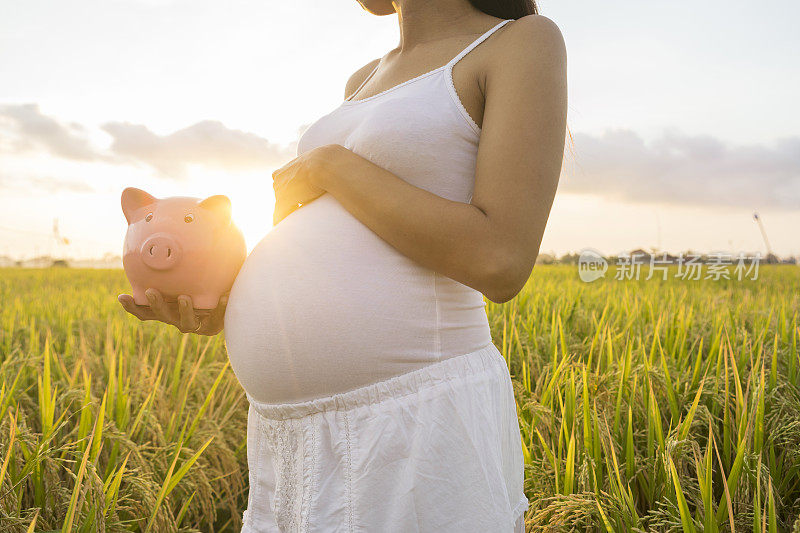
[224,19,514,404]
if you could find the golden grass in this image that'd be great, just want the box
[1,265,799,531]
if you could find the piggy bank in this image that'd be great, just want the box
[121,187,247,309]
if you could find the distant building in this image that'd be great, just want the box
[628,249,652,264]
[68,254,123,269]
[4,253,123,269]
[18,256,54,268]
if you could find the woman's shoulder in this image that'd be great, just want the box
[479,14,565,80]
[496,14,565,57]
[344,58,381,100]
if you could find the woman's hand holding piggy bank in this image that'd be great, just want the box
[118,288,229,335]
[117,187,247,335]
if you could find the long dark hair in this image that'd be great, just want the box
[467,0,537,19]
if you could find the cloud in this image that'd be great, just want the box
[0,174,95,194]
[1,104,797,209]
[101,120,297,178]
[0,103,296,179]
[0,103,103,162]
[563,129,800,209]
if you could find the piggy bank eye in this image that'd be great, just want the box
[184,214,194,223]
[145,213,153,222]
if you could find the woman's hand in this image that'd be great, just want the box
[272,144,354,225]
[117,288,228,336]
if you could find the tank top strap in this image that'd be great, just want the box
[345,60,381,101]
[445,19,514,70]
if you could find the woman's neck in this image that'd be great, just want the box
[392,0,497,51]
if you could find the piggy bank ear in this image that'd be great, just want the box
[198,195,232,222]
[121,187,157,223]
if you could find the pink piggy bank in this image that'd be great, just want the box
[121,187,247,309]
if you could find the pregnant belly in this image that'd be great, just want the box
[223,194,491,404]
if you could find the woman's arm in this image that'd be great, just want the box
[275,15,567,303]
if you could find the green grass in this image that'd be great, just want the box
[0,269,246,532]
[1,265,799,531]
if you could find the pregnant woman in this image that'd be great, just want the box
[119,0,566,531]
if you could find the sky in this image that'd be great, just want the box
[1,0,798,260]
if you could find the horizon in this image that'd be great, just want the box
[3,248,798,267]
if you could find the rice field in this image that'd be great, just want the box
[0,265,799,532]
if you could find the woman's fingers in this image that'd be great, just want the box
[177,295,200,333]
[145,288,178,325]
[119,290,228,335]
[274,164,310,197]
[273,181,319,225]
[273,197,301,226]
[208,293,229,331]
[118,294,157,321]
[273,165,294,226]
[272,158,298,181]
[272,157,327,226]
[272,167,294,191]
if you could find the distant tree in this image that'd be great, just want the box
[536,253,556,265]
[559,253,580,265]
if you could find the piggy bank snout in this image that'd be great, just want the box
[140,233,182,270]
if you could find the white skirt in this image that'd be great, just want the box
[241,342,529,533]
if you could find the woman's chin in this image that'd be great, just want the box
[356,0,396,16]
